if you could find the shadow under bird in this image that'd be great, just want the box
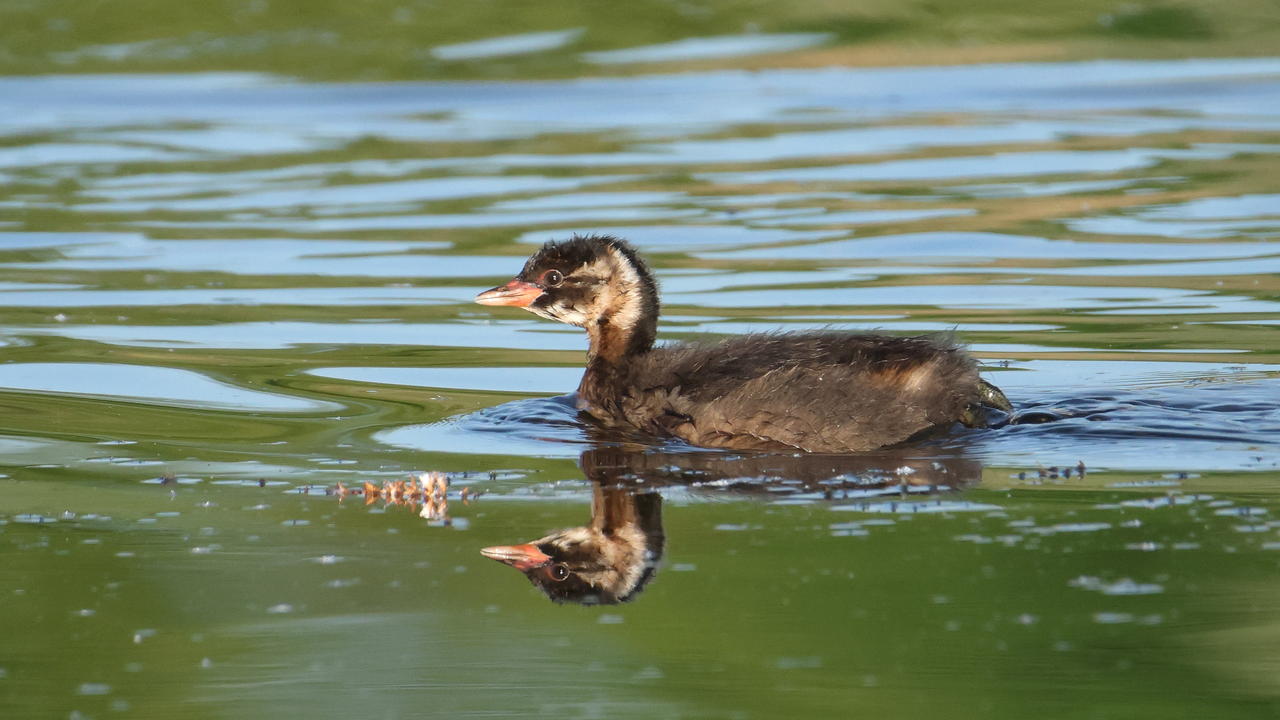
[476,234,1011,453]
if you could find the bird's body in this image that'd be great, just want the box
[476,234,1010,454]
[580,330,990,452]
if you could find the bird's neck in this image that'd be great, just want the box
[577,253,659,415]
[583,272,657,368]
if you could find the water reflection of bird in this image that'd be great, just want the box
[481,447,982,605]
[477,234,1011,453]
[481,449,665,605]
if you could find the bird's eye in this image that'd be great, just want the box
[549,563,570,581]
[543,270,564,287]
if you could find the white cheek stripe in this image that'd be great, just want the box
[529,301,588,327]
[604,247,643,333]
[523,250,643,331]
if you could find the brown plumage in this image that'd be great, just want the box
[476,234,1011,453]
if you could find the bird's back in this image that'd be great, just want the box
[599,332,987,453]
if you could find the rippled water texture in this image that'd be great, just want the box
[2,57,1279,718]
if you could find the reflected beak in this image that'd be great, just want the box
[475,279,542,308]
[480,543,551,571]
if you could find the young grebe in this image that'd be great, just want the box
[476,234,1011,453]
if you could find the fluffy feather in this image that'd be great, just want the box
[478,234,1010,453]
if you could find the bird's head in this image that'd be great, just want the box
[475,234,658,339]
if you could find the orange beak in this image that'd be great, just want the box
[475,279,542,308]
[480,543,551,571]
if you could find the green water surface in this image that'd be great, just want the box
[2,3,1280,718]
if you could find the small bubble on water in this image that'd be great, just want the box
[598,614,624,625]
[1070,575,1164,595]
[77,682,111,696]
[1093,612,1134,624]
[633,666,664,680]
[1216,506,1267,517]
[775,656,823,670]
[266,604,294,614]
[15,514,57,524]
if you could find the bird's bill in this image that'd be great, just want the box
[480,543,551,571]
[475,279,542,307]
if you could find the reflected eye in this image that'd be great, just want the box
[550,563,570,581]
[543,270,564,287]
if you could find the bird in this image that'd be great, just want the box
[475,234,1011,454]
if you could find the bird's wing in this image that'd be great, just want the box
[665,361,970,453]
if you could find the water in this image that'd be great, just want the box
[2,54,1279,719]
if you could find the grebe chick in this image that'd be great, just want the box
[476,234,1010,453]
